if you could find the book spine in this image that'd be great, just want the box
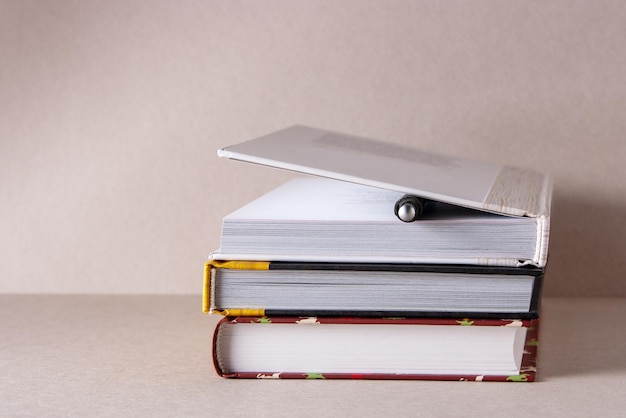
[204,260,271,314]
[535,216,550,268]
[212,316,229,377]
[209,260,270,270]
[203,262,211,314]
[214,308,267,317]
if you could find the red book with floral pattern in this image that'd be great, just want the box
[212,316,539,382]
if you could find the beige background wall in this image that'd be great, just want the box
[1,0,625,296]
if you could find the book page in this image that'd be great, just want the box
[227,177,398,221]
[225,177,502,222]
[217,322,525,376]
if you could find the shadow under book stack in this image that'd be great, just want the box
[204,125,552,382]
[204,176,551,382]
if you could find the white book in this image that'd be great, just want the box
[213,177,549,267]
[215,125,552,267]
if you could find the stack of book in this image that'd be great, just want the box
[204,126,552,382]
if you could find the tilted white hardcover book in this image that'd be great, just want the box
[215,125,552,267]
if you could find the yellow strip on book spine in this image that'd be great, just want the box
[203,260,270,314]
[216,308,266,316]
[203,262,212,313]
[209,260,270,270]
